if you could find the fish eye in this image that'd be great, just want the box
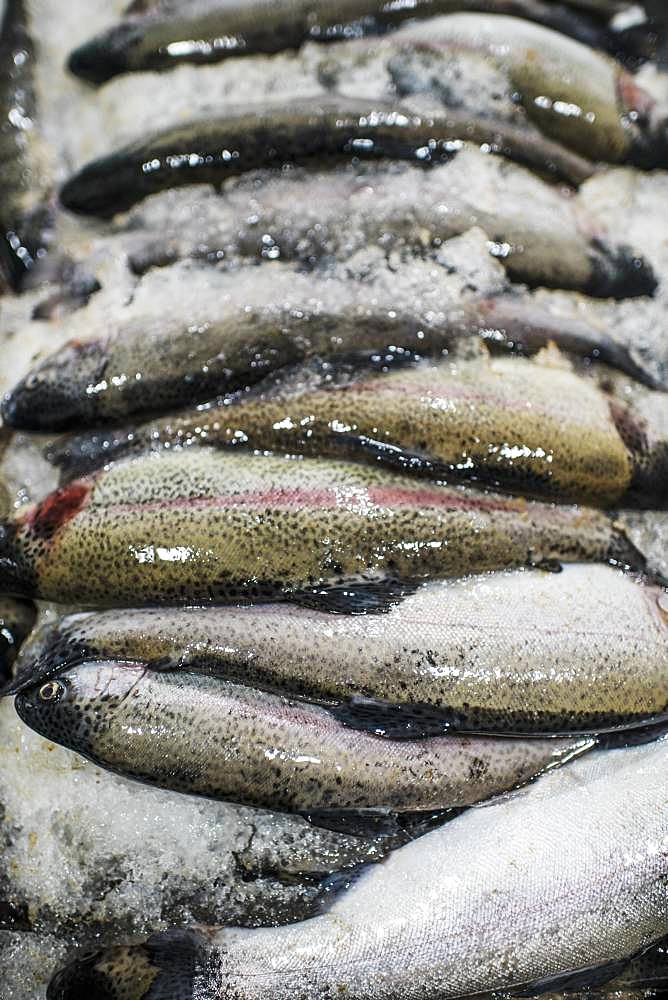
[38,680,65,702]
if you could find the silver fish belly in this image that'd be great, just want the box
[46,737,668,1000]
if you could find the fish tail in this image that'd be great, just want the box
[586,239,657,300]
[47,928,215,1000]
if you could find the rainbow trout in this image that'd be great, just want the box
[0,450,650,608]
[8,565,668,736]
[58,98,595,219]
[118,154,656,297]
[66,0,649,84]
[45,737,668,1000]
[49,355,668,508]
[3,263,661,433]
[13,661,592,814]
[323,14,667,166]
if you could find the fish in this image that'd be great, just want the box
[0,0,50,291]
[58,98,596,219]
[45,736,668,1000]
[66,0,653,84]
[0,449,651,609]
[47,354,668,508]
[7,565,668,737]
[3,261,662,434]
[13,659,593,816]
[334,14,667,166]
[0,597,36,686]
[122,149,657,298]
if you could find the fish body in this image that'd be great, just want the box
[0,450,644,607]
[13,660,591,812]
[120,153,655,298]
[66,0,647,84]
[58,97,595,219]
[0,0,48,290]
[0,596,35,686]
[10,565,668,736]
[51,354,668,507]
[46,737,668,1000]
[3,257,660,434]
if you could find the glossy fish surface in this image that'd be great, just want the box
[3,257,661,433]
[66,0,648,84]
[58,98,595,219]
[50,354,668,507]
[0,450,647,607]
[46,737,668,1000]
[14,660,592,812]
[120,153,656,298]
[0,596,36,686]
[9,565,668,736]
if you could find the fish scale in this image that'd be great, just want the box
[46,738,668,1000]
[0,450,647,607]
[49,354,668,508]
[13,661,593,813]
[8,565,668,736]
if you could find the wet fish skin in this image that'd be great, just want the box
[9,565,668,736]
[48,354,666,508]
[66,0,650,84]
[120,155,655,298]
[112,167,642,305]
[0,450,646,607]
[14,659,592,813]
[58,98,595,219]
[3,257,662,435]
[390,15,662,165]
[0,597,36,686]
[46,737,668,1000]
[0,0,48,291]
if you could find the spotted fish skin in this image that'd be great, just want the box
[14,659,592,813]
[0,450,646,607]
[46,738,668,1000]
[3,258,661,434]
[50,355,654,507]
[58,98,595,220]
[323,14,666,166]
[120,153,655,298]
[65,0,648,84]
[9,565,668,736]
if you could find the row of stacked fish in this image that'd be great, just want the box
[0,0,667,997]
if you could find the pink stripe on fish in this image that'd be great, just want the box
[88,485,527,516]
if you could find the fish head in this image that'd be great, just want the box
[67,23,143,86]
[2,339,109,431]
[14,660,147,756]
[48,928,215,999]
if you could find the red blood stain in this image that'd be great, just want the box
[26,481,91,536]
